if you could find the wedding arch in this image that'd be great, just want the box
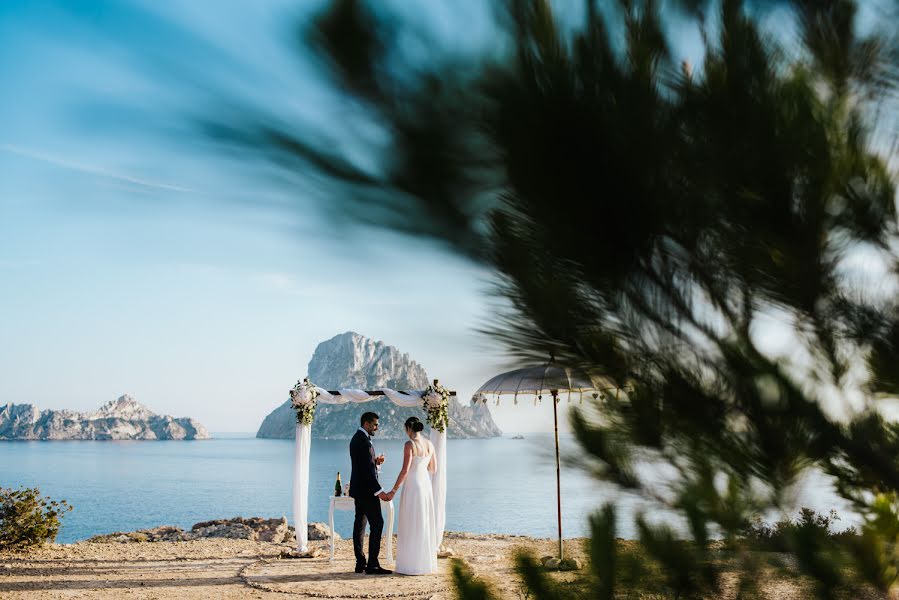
[289,379,451,554]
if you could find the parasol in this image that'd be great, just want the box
[473,362,603,560]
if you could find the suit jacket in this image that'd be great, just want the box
[349,429,380,498]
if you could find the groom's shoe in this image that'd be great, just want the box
[355,565,366,574]
[365,566,393,575]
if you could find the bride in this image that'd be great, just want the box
[385,416,438,575]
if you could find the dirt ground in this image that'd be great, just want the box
[1,532,888,599]
[0,532,586,599]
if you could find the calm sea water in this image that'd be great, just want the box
[0,434,854,543]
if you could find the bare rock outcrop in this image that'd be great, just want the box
[0,395,209,440]
[85,518,338,544]
[256,332,502,440]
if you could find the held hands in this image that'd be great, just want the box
[377,491,391,501]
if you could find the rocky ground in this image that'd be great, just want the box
[82,517,334,545]
[0,529,582,600]
[0,524,888,599]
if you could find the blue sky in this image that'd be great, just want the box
[5,1,884,433]
[0,0,571,432]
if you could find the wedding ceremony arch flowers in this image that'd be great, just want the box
[290,378,319,425]
[422,381,450,433]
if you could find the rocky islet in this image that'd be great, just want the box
[257,332,502,440]
[0,395,209,440]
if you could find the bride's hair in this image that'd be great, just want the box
[404,416,424,433]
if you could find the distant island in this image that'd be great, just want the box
[0,395,210,440]
[257,332,502,440]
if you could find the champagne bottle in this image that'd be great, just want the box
[334,472,342,497]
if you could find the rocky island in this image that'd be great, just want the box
[0,395,209,440]
[257,332,502,439]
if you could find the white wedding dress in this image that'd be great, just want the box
[394,438,438,575]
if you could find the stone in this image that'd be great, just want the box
[0,396,209,440]
[256,517,289,543]
[193,523,255,539]
[256,332,502,440]
[141,526,188,542]
[307,522,339,541]
[559,558,582,571]
[85,532,150,543]
[86,517,341,545]
[542,557,561,569]
[281,547,324,559]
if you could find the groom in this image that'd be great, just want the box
[349,412,392,575]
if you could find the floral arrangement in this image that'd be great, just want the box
[290,378,319,425]
[421,381,450,433]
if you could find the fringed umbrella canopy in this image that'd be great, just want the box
[473,364,597,403]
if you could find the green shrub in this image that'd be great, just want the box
[0,486,72,552]
[741,508,858,552]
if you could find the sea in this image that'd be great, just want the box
[0,433,856,544]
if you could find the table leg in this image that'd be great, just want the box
[329,500,335,562]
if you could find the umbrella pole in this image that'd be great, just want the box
[552,389,563,559]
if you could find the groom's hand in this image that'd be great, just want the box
[377,492,390,501]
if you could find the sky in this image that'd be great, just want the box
[3,1,890,434]
[0,0,581,433]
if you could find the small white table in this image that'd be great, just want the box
[328,496,394,563]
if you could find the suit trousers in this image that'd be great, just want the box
[352,494,384,568]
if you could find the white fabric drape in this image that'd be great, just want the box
[314,387,336,403]
[290,388,451,557]
[315,387,426,407]
[382,388,427,407]
[337,389,372,403]
[430,426,447,549]
[293,422,311,553]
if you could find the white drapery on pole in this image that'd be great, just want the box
[431,426,447,549]
[291,387,452,557]
[381,388,429,407]
[293,421,311,553]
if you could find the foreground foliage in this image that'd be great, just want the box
[204,0,899,597]
[449,509,873,599]
[0,486,72,552]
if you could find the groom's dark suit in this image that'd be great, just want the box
[349,428,384,570]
